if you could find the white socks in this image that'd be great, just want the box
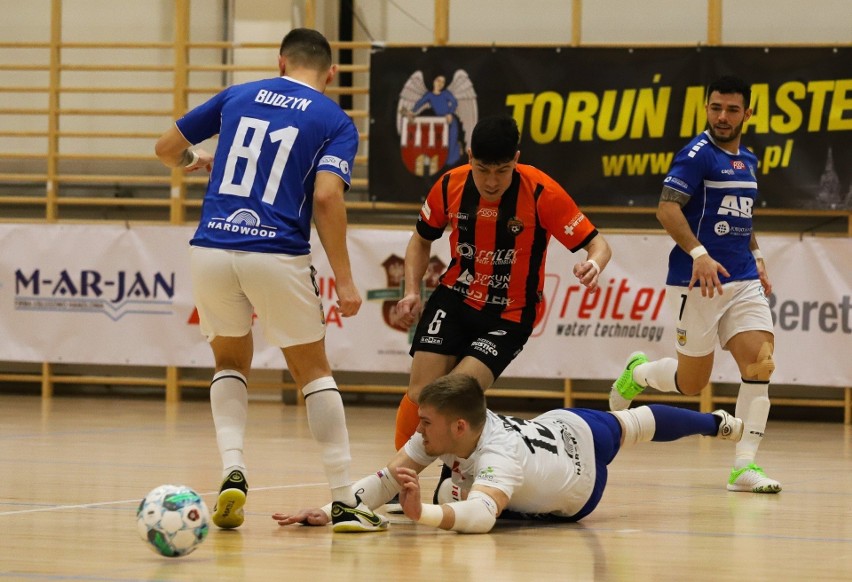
[210,370,248,478]
[735,381,770,469]
[634,357,679,393]
[610,406,656,446]
[302,376,356,506]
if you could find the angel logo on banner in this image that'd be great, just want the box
[397,70,477,177]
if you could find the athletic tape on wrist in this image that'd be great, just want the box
[185,150,200,167]
[752,249,764,261]
[417,504,444,527]
[587,259,601,276]
[689,245,708,260]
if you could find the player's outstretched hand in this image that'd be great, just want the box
[394,466,424,521]
[688,255,730,298]
[271,508,330,527]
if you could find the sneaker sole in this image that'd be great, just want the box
[609,351,647,411]
[212,488,246,528]
[726,483,782,493]
[332,522,389,533]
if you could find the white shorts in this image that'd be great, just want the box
[666,279,773,357]
[190,246,326,348]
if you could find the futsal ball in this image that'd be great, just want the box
[136,484,210,557]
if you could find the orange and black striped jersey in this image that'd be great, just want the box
[416,163,598,327]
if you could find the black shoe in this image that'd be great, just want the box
[432,463,453,504]
[211,469,248,529]
[384,493,404,514]
[331,495,389,533]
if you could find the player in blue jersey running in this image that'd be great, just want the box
[155,28,387,532]
[609,76,781,494]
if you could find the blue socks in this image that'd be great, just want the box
[648,404,718,441]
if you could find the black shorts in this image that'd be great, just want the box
[409,285,533,378]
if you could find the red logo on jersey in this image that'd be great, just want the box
[732,160,746,170]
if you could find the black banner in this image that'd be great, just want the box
[368,46,851,209]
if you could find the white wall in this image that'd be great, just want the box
[0,0,225,162]
[351,0,850,44]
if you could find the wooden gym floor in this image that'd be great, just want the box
[1,393,851,581]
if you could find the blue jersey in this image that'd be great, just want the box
[177,76,358,255]
[662,131,760,286]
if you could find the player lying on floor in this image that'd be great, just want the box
[272,373,743,533]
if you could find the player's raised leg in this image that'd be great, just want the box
[610,404,743,446]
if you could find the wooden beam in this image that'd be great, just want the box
[434,0,449,46]
[170,0,190,225]
[572,0,582,46]
[707,0,722,46]
[46,0,62,222]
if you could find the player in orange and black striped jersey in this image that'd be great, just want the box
[392,115,612,450]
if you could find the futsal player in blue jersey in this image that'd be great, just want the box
[155,28,387,532]
[609,76,781,494]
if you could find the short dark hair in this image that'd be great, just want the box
[470,115,520,164]
[706,75,751,109]
[418,374,487,429]
[279,28,332,71]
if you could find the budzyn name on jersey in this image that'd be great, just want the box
[254,89,312,111]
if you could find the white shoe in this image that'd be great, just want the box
[712,410,743,442]
[727,464,782,493]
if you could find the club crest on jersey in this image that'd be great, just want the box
[732,160,746,170]
[676,328,687,346]
[507,216,524,236]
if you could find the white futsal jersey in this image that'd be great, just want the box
[406,409,598,518]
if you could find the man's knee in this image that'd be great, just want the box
[745,341,775,381]
[677,378,708,396]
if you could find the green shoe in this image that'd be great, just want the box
[727,464,782,493]
[609,351,648,411]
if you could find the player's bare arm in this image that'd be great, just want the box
[154,125,212,172]
[573,233,612,291]
[396,232,433,326]
[313,171,362,317]
[657,198,730,298]
[273,448,425,528]
[395,467,507,533]
[750,233,772,296]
